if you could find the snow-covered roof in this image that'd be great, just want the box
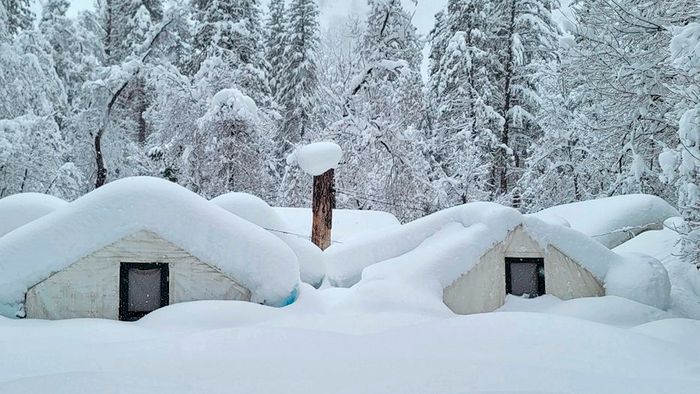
[532,195,679,248]
[0,193,68,238]
[211,192,325,287]
[273,207,401,242]
[327,202,667,308]
[0,177,300,317]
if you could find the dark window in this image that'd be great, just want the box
[119,262,169,321]
[505,257,545,298]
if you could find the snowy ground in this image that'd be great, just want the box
[1,284,699,393]
[1,198,699,393]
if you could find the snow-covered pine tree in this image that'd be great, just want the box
[278,0,320,148]
[275,0,321,206]
[265,0,286,99]
[39,0,95,107]
[491,0,560,200]
[1,0,33,36]
[192,0,270,103]
[426,0,504,207]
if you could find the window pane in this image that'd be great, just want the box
[509,262,539,297]
[128,268,162,312]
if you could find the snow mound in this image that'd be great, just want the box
[0,193,68,238]
[274,207,400,242]
[0,177,300,317]
[606,253,671,310]
[532,194,679,248]
[288,142,343,176]
[212,192,325,287]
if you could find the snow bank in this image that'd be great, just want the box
[0,177,300,317]
[0,193,68,238]
[606,253,671,310]
[2,303,698,393]
[274,207,400,241]
[615,217,700,319]
[212,192,325,287]
[532,194,679,248]
[288,142,343,176]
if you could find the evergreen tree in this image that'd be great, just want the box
[192,0,270,102]
[278,0,320,148]
[491,0,560,198]
[427,0,504,206]
[265,0,286,99]
[1,0,33,36]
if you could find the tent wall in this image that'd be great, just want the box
[25,231,251,320]
[443,226,604,315]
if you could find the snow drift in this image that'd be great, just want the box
[0,193,68,238]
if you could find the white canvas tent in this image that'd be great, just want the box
[0,177,301,320]
[327,202,671,314]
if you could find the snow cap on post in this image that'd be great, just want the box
[288,142,343,176]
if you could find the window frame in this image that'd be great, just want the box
[119,262,169,321]
[505,257,545,298]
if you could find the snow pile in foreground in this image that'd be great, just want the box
[0,287,698,393]
[288,141,343,176]
[0,177,300,317]
[533,194,679,248]
[274,207,400,241]
[0,193,68,237]
[212,192,325,287]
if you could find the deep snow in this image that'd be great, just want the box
[0,286,698,394]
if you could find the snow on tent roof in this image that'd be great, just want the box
[211,192,325,287]
[0,193,68,238]
[327,202,642,291]
[273,207,400,243]
[0,177,300,317]
[532,195,679,249]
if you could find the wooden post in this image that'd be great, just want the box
[311,168,335,250]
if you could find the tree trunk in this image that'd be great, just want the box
[311,169,335,250]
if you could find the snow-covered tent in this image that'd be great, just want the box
[0,177,300,320]
[532,195,679,248]
[211,192,326,287]
[327,203,670,314]
[0,193,68,238]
